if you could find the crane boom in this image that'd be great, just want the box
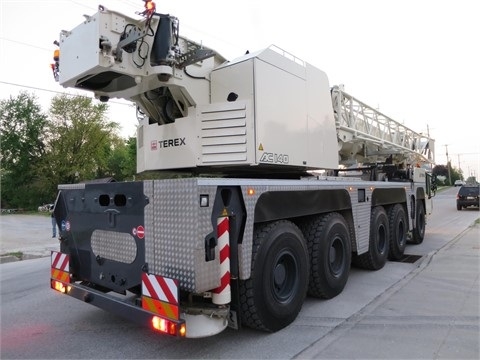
[332,86,434,167]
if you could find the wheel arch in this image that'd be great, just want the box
[254,189,352,224]
[371,187,407,208]
[253,190,357,263]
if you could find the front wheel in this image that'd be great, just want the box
[239,220,309,332]
[410,201,426,244]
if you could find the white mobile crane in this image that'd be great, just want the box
[50,1,436,338]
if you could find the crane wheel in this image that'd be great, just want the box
[301,212,351,299]
[409,201,425,244]
[239,220,309,332]
[388,204,407,261]
[353,206,389,270]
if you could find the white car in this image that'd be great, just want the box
[454,180,466,187]
[38,204,54,212]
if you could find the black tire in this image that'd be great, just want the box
[302,213,351,299]
[410,200,426,244]
[353,206,389,270]
[456,204,462,211]
[388,204,407,261]
[239,220,309,332]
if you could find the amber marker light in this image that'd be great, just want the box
[247,188,255,196]
[179,324,186,337]
[145,0,155,11]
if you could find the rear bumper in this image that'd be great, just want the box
[457,199,480,207]
[50,250,186,337]
[51,279,187,337]
[50,250,230,338]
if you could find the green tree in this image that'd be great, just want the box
[98,136,137,181]
[41,94,122,188]
[432,163,462,186]
[432,164,449,178]
[125,136,137,177]
[0,92,49,209]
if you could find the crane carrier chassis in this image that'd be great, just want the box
[50,2,436,338]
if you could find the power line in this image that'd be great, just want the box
[67,0,98,12]
[0,80,65,96]
[0,37,51,52]
[0,80,134,107]
[450,152,480,156]
[68,0,143,12]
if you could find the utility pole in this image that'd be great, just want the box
[444,144,452,185]
[457,154,461,178]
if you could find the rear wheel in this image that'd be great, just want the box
[302,213,351,299]
[410,201,425,244]
[239,220,309,332]
[353,206,389,270]
[388,204,407,261]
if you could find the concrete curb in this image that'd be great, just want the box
[0,252,50,264]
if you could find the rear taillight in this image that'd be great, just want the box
[151,316,186,337]
[51,280,71,294]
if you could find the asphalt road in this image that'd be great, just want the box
[0,187,478,359]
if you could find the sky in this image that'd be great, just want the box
[1,0,479,179]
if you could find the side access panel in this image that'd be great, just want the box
[145,179,225,293]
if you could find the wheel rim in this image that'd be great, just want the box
[418,211,425,235]
[398,219,406,246]
[272,250,298,303]
[377,224,387,254]
[329,236,345,277]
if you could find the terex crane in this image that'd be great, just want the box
[50,1,436,338]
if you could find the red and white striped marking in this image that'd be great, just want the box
[51,251,69,272]
[142,273,178,305]
[51,251,70,284]
[212,210,231,305]
[142,273,179,320]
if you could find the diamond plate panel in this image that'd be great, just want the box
[58,183,85,190]
[144,180,155,269]
[149,179,220,292]
[91,230,137,263]
[351,190,372,255]
[143,178,418,292]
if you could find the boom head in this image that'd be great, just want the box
[52,3,225,125]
